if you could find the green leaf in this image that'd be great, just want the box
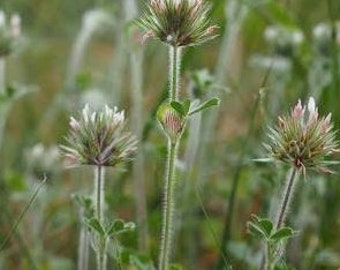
[188,97,220,115]
[84,217,105,236]
[107,219,136,236]
[247,214,273,239]
[124,222,136,231]
[247,221,268,240]
[182,99,191,115]
[259,218,273,237]
[113,219,125,231]
[170,101,185,116]
[270,227,295,242]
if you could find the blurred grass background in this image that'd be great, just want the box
[0,0,340,269]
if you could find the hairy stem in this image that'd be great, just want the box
[261,168,299,270]
[158,44,183,269]
[275,168,298,229]
[78,207,90,270]
[158,140,179,270]
[94,165,107,270]
[264,243,272,270]
[169,45,181,101]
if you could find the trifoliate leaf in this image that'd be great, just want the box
[270,227,295,242]
[84,217,105,236]
[188,97,220,115]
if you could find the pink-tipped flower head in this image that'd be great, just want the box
[265,97,339,174]
[60,104,138,167]
[291,99,305,120]
[137,0,218,47]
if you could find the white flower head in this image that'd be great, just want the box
[61,104,137,167]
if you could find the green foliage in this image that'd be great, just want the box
[85,217,106,236]
[169,97,220,117]
[248,215,296,243]
[248,215,297,269]
[188,97,220,116]
[84,217,136,238]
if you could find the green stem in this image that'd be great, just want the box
[262,168,299,270]
[264,243,272,270]
[95,166,105,224]
[94,165,107,270]
[157,44,183,269]
[158,140,178,270]
[169,45,181,101]
[275,168,298,230]
[78,208,90,270]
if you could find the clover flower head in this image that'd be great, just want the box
[265,97,339,174]
[137,0,218,47]
[60,104,138,167]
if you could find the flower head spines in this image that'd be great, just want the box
[137,0,218,47]
[60,104,138,167]
[265,97,339,173]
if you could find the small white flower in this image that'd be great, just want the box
[82,104,90,123]
[308,97,316,113]
[91,112,97,123]
[61,104,137,167]
[70,117,80,130]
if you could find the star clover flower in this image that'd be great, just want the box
[265,97,339,174]
[137,0,218,47]
[60,104,138,167]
